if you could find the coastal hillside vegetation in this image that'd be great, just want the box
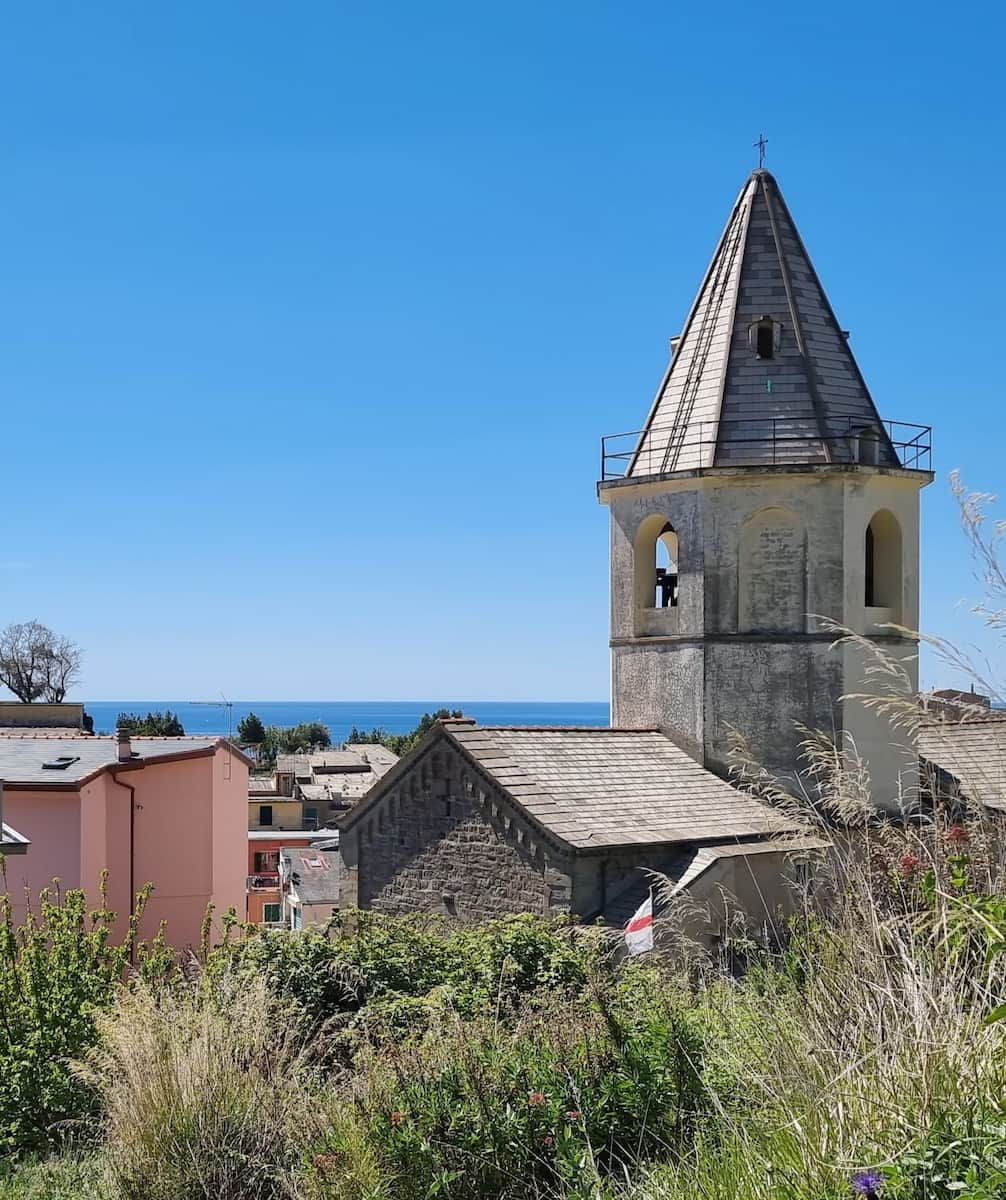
[115,709,186,736]
[2,480,1005,1199]
[347,707,465,757]
[0,815,1004,1200]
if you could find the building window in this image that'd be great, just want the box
[654,522,678,608]
[254,851,279,873]
[748,315,780,360]
[263,903,281,923]
[635,515,679,612]
[305,806,318,828]
[258,804,273,827]
[865,509,902,611]
[292,907,303,930]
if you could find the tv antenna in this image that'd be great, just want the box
[189,692,234,739]
[189,693,235,778]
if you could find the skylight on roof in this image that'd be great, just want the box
[42,755,81,771]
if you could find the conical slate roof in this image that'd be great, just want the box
[628,169,895,476]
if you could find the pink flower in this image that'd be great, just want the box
[390,1111,405,1126]
[899,852,921,877]
[565,1110,582,1121]
[543,1135,554,1147]
[946,825,969,845]
[313,1153,341,1173]
[528,1091,547,1107]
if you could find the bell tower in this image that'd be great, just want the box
[598,169,933,808]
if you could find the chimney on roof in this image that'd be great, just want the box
[116,728,132,763]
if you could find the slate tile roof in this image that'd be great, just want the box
[0,736,233,785]
[445,722,795,849]
[918,718,1006,812]
[280,845,340,906]
[628,169,896,475]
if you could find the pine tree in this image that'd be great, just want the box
[237,711,267,744]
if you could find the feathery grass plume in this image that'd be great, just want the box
[952,469,1006,634]
[75,975,317,1200]
[624,831,1006,1200]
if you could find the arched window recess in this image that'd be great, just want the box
[654,522,679,609]
[633,515,680,636]
[864,509,902,615]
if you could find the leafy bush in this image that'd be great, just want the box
[0,875,164,1154]
[0,1155,110,1200]
[317,985,711,1200]
[213,911,607,1057]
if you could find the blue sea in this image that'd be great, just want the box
[83,700,611,741]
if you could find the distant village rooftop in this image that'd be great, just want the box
[919,716,1006,813]
[0,735,249,786]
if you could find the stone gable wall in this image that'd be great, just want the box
[340,735,573,922]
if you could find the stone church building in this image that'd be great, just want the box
[337,167,933,928]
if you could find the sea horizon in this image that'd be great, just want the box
[80,700,611,741]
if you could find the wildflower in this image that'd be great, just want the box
[898,852,921,877]
[946,824,969,845]
[528,1091,546,1107]
[851,1169,882,1197]
[313,1153,341,1173]
[390,1111,405,1126]
[565,1109,582,1121]
[543,1134,554,1147]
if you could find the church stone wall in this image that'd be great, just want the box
[339,738,573,922]
[602,466,924,804]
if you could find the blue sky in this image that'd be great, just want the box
[1,2,1002,700]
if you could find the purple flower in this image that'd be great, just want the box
[851,1170,882,1196]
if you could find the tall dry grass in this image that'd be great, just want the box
[76,976,317,1200]
[634,810,1006,1199]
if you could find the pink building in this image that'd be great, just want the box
[0,731,249,950]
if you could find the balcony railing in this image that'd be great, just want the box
[600,417,932,481]
[247,874,279,891]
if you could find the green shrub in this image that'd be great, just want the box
[214,911,607,1050]
[316,985,712,1200]
[0,1155,110,1200]
[0,874,165,1154]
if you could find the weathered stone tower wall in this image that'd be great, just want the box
[602,464,926,809]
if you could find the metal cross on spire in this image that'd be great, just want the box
[754,133,768,169]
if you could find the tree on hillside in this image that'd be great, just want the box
[258,720,332,768]
[347,708,464,757]
[0,621,82,703]
[281,721,331,752]
[237,712,266,744]
[117,710,186,736]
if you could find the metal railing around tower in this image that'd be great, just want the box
[599,417,932,481]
